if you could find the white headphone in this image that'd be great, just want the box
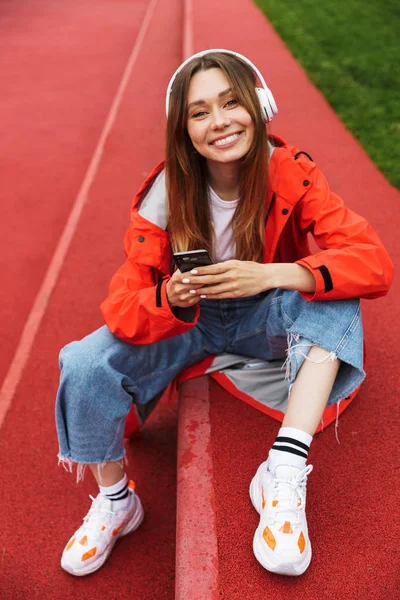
[165,48,278,122]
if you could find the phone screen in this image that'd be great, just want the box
[173,249,213,273]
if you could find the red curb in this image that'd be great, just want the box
[175,377,220,600]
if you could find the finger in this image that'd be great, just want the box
[180,274,209,288]
[178,280,204,289]
[179,292,200,303]
[184,274,230,286]
[175,284,202,295]
[195,283,236,296]
[171,269,184,282]
[195,292,230,300]
[189,261,235,276]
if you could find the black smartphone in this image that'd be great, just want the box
[173,249,213,273]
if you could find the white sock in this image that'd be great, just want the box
[99,473,131,511]
[268,426,313,471]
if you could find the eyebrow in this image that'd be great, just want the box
[188,87,233,110]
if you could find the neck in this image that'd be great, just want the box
[207,160,240,201]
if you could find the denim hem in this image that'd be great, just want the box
[283,331,366,409]
[57,451,126,483]
[325,369,366,407]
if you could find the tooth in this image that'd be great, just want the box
[215,133,238,146]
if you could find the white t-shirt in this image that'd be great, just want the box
[208,142,275,263]
[208,186,239,263]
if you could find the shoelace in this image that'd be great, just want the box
[271,464,313,523]
[80,494,115,542]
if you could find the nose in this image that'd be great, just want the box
[210,107,231,130]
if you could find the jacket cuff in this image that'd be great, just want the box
[295,258,333,301]
[158,277,200,326]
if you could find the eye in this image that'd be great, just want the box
[192,110,207,118]
[225,98,238,108]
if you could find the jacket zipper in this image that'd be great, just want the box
[265,192,276,226]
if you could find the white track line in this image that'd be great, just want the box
[0,0,159,429]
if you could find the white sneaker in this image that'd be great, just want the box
[61,480,144,576]
[249,460,313,576]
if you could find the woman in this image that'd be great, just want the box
[56,50,393,577]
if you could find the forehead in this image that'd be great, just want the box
[187,68,231,104]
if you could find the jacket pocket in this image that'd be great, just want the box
[128,228,171,276]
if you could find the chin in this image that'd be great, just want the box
[211,149,248,163]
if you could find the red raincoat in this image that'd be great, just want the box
[100,135,393,435]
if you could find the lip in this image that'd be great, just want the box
[209,131,243,147]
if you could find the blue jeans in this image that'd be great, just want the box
[55,289,364,466]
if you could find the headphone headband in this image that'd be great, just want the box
[165,48,278,122]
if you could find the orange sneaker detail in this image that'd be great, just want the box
[112,522,126,537]
[101,526,106,531]
[272,500,278,507]
[79,536,88,546]
[128,480,136,491]
[81,547,97,562]
[66,538,75,551]
[279,521,293,534]
[261,487,266,510]
[298,531,306,554]
[298,500,302,507]
[262,526,276,551]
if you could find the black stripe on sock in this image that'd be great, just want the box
[275,436,309,452]
[108,489,129,501]
[106,483,128,498]
[271,444,308,459]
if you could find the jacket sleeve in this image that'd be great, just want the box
[294,167,394,301]
[100,223,200,345]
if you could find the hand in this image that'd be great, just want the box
[180,260,276,299]
[166,269,205,308]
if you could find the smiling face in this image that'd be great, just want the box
[186,68,255,167]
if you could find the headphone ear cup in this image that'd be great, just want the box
[255,87,277,122]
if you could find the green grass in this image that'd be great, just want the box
[255,0,400,189]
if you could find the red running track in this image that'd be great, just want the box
[0,1,183,598]
[1,0,399,599]
[189,0,399,598]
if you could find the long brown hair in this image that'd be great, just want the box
[166,52,269,261]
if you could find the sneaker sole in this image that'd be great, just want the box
[61,495,145,577]
[249,467,311,576]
